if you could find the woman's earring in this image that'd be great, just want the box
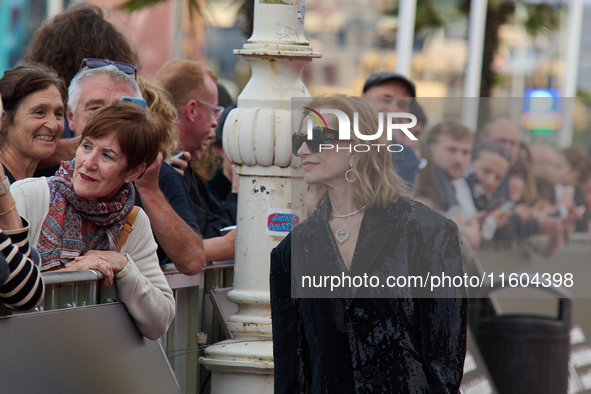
[345,163,355,183]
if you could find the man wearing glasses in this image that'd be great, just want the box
[156,60,237,246]
[480,117,563,242]
[156,59,221,156]
[65,62,210,275]
[479,118,522,167]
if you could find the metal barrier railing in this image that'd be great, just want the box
[161,263,204,394]
[0,261,234,394]
[40,270,116,311]
[160,261,234,394]
[0,269,116,316]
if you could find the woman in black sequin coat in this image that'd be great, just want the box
[270,96,467,393]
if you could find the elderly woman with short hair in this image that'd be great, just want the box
[271,96,467,393]
[10,101,175,339]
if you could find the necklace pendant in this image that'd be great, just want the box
[335,229,350,243]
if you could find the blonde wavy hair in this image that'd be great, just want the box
[301,95,410,209]
[138,76,178,160]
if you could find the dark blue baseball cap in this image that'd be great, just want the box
[363,72,416,97]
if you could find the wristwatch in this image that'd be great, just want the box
[0,176,10,196]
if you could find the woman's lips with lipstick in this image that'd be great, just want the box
[79,173,97,182]
[302,161,318,169]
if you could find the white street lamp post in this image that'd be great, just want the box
[462,0,488,132]
[559,0,584,148]
[395,0,417,76]
[46,0,63,18]
[199,1,320,393]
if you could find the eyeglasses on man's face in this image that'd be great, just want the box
[196,100,224,120]
[79,58,138,80]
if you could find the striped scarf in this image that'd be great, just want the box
[37,160,135,271]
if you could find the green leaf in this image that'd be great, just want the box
[118,0,166,12]
[118,0,205,20]
[523,3,561,37]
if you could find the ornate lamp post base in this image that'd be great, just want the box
[200,1,320,392]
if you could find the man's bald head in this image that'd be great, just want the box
[481,117,522,165]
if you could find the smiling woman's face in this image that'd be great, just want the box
[73,134,141,201]
[5,85,64,161]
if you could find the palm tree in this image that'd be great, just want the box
[384,0,561,97]
[459,0,560,97]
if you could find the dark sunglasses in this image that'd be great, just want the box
[292,127,340,157]
[79,58,137,80]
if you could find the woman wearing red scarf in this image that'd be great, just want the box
[10,101,175,339]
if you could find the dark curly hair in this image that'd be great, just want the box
[23,4,140,87]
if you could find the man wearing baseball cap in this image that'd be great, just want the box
[362,72,420,190]
[363,72,416,102]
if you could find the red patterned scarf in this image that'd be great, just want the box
[37,160,135,271]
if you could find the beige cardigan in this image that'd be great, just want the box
[11,177,175,340]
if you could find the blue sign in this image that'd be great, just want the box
[522,88,562,135]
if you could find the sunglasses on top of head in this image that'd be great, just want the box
[292,127,341,157]
[79,58,138,80]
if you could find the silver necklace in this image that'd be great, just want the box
[332,206,366,243]
[331,205,367,218]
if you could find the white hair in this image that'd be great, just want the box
[68,65,141,116]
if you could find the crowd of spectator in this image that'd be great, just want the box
[357,71,591,256]
[0,4,236,334]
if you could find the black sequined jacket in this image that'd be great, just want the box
[270,198,468,393]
